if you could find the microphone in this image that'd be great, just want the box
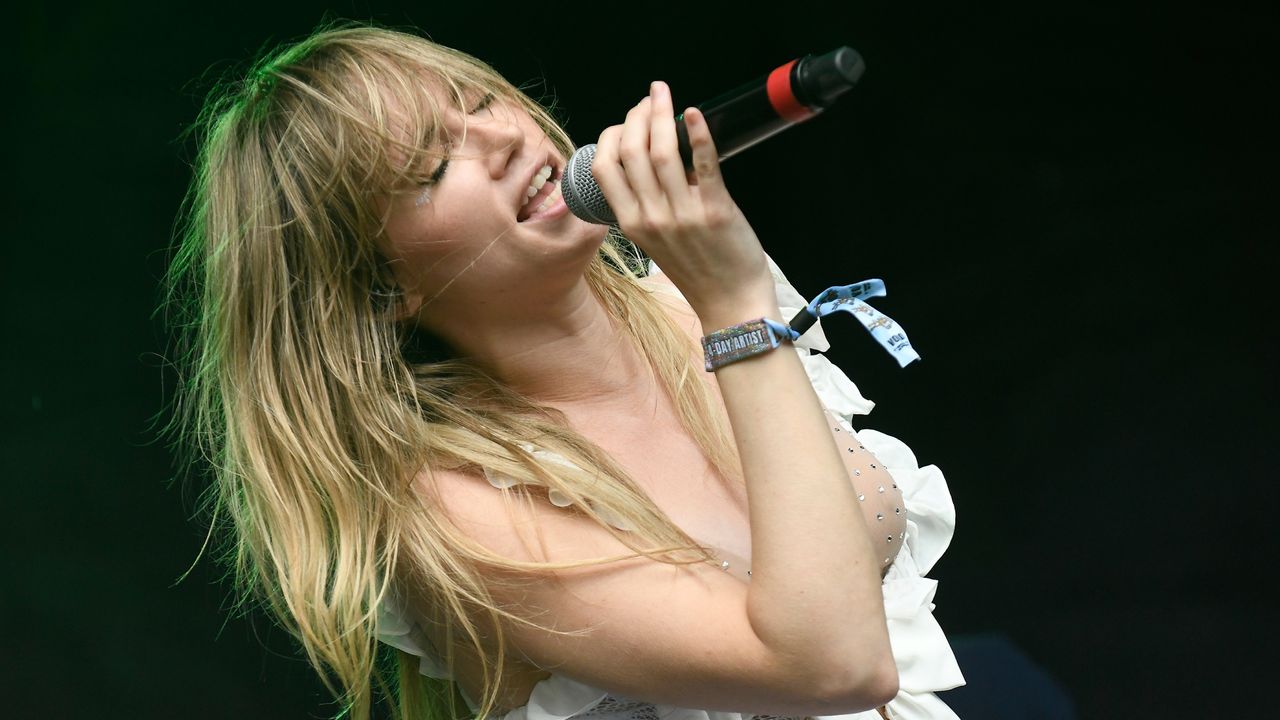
[561,46,866,225]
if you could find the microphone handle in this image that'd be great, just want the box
[674,46,866,171]
[559,47,864,225]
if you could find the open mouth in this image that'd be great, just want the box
[517,164,563,222]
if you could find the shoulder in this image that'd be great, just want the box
[637,270,705,343]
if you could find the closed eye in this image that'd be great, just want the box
[419,92,498,188]
[472,91,496,115]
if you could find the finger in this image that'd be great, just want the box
[618,94,670,223]
[590,125,639,221]
[682,106,728,201]
[647,81,695,216]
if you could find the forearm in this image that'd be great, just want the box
[701,299,894,687]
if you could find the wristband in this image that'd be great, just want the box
[700,278,922,372]
[701,317,797,371]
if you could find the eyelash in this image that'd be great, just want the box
[420,92,497,187]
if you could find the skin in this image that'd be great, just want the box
[379,79,774,418]
[378,86,661,415]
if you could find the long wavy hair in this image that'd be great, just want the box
[161,20,745,720]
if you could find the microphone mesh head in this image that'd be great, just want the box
[561,144,616,225]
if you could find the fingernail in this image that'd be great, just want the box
[651,80,663,94]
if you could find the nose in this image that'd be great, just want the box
[475,102,525,179]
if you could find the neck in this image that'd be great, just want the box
[418,276,661,417]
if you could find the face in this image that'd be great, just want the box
[378,84,606,327]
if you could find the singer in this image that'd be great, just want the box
[163,20,964,720]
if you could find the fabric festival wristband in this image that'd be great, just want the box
[788,278,921,368]
[702,317,795,371]
[702,278,922,371]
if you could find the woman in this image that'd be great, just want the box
[164,21,963,720]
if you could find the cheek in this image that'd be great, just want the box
[379,208,438,283]
[382,210,475,283]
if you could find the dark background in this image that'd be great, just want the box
[6,1,1275,717]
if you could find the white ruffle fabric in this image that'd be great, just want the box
[377,253,965,720]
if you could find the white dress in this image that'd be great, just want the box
[378,254,966,720]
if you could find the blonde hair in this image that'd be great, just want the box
[162,19,743,720]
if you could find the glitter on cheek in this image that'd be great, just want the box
[414,187,432,207]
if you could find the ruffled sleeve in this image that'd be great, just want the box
[498,675,610,720]
[375,583,453,681]
[376,581,618,720]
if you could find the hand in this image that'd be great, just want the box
[591,81,775,320]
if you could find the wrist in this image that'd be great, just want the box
[694,296,783,334]
[702,316,796,372]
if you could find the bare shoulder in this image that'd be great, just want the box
[638,270,705,341]
[414,465,892,716]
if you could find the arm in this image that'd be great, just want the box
[601,79,898,699]
[698,297,899,701]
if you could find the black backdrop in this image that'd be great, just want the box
[6,1,1275,717]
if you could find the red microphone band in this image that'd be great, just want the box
[766,59,814,122]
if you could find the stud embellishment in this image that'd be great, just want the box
[886,535,893,543]
[870,463,877,469]
[857,492,865,501]
[746,569,752,576]
[877,485,885,493]
[854,469,862,476]
[720,560,730,571]
[876,513,884,521]
[895,507,901,514]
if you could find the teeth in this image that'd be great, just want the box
[531,183,562,216]
[522,165,554,204]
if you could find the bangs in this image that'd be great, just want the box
[343,53,511,194]
[243,26,570,232]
